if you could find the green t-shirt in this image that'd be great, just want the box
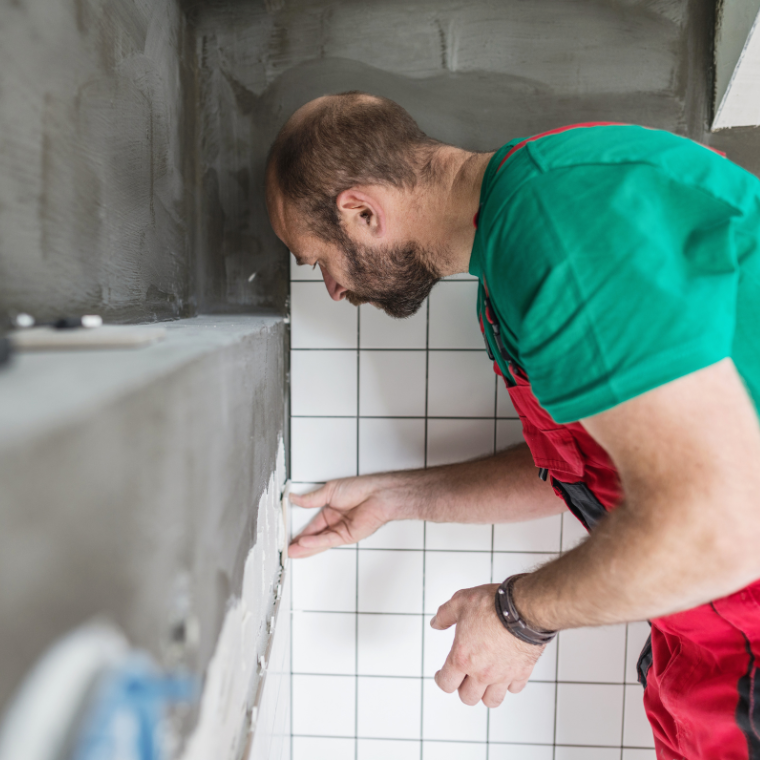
[469,124,760,424]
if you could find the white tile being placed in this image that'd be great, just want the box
[428,281,483,349]
[626,621,652,683]
[291,548,356,612]
[561,511,589,552]
[292,737,354,760]
[291,417,357,482]
[359,301,428,349]
[555,748,621,760]
[557,624,627,684]
[493,514,562,553]
[359,350,427,417]
[358,549,424,614]
[292,674,356,737]
[291,350,357,416]
[358,739,420,760]
[496,379,519,417]
[488,681,556,744]
[357,613,423,677]
[427,418,494,467]
[422,678,488,742]
[292,611,356,675]
[427,351,495,418]
[496,419,525,450]
[291,282,358,349]
[358,418,425,475]
[422,742,487,760]
[423,551,492,615]
[623,684,655,748]
[359,520,425,550]
[425,522,492,551]
[488,745,554,760]
[555,683,624,747]
[357,676,422,740]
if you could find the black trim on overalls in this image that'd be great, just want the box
[730,607,760,759]
[637,632,653,690]
[551,479,609,532]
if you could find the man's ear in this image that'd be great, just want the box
[336,187,387,240]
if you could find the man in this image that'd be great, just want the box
[266,92,760,759]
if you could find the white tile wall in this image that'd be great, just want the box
[290,272,656,758]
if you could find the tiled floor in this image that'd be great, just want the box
[289,262,656,759]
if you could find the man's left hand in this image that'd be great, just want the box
[430,583,545,708]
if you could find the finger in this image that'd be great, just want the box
[430,595,461,630]
[507,678,529,694]
[434,650,467,694]
[295,531,347,550]
[289,483,334,509]
[457,675,488,707]
[482,681,509,708]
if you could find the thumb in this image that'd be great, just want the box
[289,483,333,510]
[430,596,461,631]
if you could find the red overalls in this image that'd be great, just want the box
[477,125,760,760]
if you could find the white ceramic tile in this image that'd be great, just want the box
[291,417,357,482]
[625,621,651,684]
[428,281,483,349]
[622,750,657,760]
[291,282,358,349]
[561,511,589,552]
[427,418,494,467]
[359,351,427,416]
[423,551,492,615]
[493,515,562,553]
[360,301,427,349]
[358,739,420,760]
[291,350,357,416]
[530,634,560,683]
[292,675,356,736]
[425,522,492,551]
[292,549,356,612]
[496,379,518,417]
[358,550,424,614]
[488,745,554,760]
[491,552,558,583]
[422,741,487,760]
[488,682,556,744]
[496,419,525,450]
[359,520,425,550]
[292,737,354,760]
[422,678,488,742]
[557,624,627,684]
[357,614,423,677]
[359,418,425,475]
[555,748,621,760]
[427,352,495,418]
[290,503,321,541]
[290,255,324,281]
[623,684,655,748]
[555,683,624,746]
[357,677,421,740]
[292,611,356,675]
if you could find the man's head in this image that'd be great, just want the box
[266,92,448,318]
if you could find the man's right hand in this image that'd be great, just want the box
[288,476,402,558]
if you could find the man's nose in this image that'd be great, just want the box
[320,265,348,301]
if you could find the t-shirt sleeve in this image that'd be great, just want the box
[484,162,740,423]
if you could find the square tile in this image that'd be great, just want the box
[427,352,495,418]
[292,549,356,612]
[359,417,426,475]
[291,418,357,482]
[428,281,482,349]
[291,350,357,416]
[555,748,621,760]
[561,511,589,552]
[422,741,487,760]
[496,419,525,450]
[359,351,427,416]
[488,745,553,760]
[622,751,656,760]
[292,611,356,675]
[488,681,556,744]
[358,739,420,760]
[357,676,421,739]
[359,520,425,550]
[427,419,494,467]
[491,552,558,583]
[358,550,424,614]
[423,551,492,615]
[292,737,354,760]
[555,683,624,746]
[623,684,655,748]
[496,379,518,417]
[423,613,455,678]
[625,621,652,683]
[291,282,358,349]
[557,624,627,684]
[425,522,492,551]
[292,674,355,736]
[530,633,559,683]
[493,515,562,553]
[360,301,427,349]
[422,678,488,742]
[357,614,423,677]
[290,255,324,281]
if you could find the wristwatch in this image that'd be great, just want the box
[495,574,557,646]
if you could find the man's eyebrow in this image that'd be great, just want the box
[291,252,307,266]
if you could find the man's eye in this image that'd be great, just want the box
[311,263,318,270]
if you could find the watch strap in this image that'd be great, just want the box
[495,574,557,646]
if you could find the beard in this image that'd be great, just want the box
[341,238,442,319]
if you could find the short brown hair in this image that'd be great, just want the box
[267,92,441,242]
